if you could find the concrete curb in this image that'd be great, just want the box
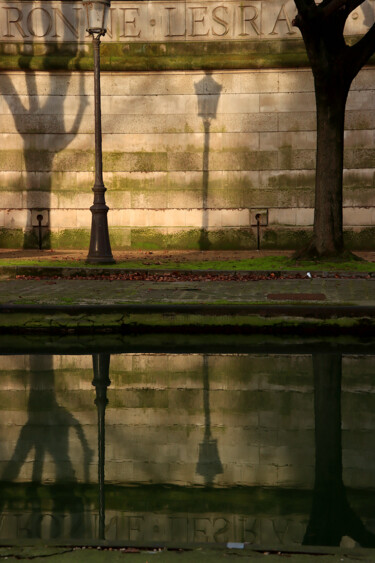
[1,303,375,333]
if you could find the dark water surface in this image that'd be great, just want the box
[0,334,374,550]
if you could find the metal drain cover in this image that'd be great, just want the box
[267,293,326,301]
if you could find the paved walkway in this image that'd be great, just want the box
[1,277,375,306]
[1,249,375,331]
[1,276,375,332]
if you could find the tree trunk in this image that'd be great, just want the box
[310,81,348,257]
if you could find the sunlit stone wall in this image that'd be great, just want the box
[0,0,374,249]
[0,353,374,489]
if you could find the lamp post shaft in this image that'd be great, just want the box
[87,34,115,264]
[94,35,104,187]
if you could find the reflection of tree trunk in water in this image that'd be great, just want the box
[304,353,375,547]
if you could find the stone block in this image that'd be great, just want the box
[345,110,375,130]
[259,170,314,189]
[153,209,187,227]
[0,151,23,172]
[131,190,168,209]
[215,93,260,114]
[343,207,374,226]
[351,68,375,91]
[278,112,316,132]
[343,169,374,189]
[344,129,374,147]
[254,464,278,486]
[129,73,191,96]
[3,209,30,228]
[168,152,202,171]
[220,113,278,133]
[168,190,203,209]
[58,193,92,210]
[221,209,249,227]
[204,209,221,227]
[278,70,314,93]
[277,465,314,488]
[344,148,375,169]
[76,209,91,228]
[184,209,203,227]
[0,191,23,209]
[222,132,259,151]
[260,92,314,113]
[49,209,77,228]
[347,90,375,110]
[128,208,150,227]
[239,72,279,94]
[268,208,296,226]
[295,208,314,226]
[22,191,51,209]
[260,131,316,151]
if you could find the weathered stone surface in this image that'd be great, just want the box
[0,66,374,248]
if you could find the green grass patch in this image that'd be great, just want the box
[1,255,375,272]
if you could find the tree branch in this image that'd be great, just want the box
[293,0,316,18]
[320,0,364,19]
[321,0,347,18]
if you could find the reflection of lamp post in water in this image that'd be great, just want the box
[92,353,111,540]
[196,356,223,485]
[194,74,222,250]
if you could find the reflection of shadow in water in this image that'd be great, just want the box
[0,4,87,248]
[304,353,375,547]
[1,355,93,539]
[196,355,223,485]
[194,74,222,250]
[92,353,111,540]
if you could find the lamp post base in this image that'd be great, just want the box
[86,201,115,265]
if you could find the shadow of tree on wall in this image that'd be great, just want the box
[194,73,222,250]
[304,353,375,548]
[1,355,93,540]
[0,2,88,249]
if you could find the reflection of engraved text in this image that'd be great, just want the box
[0,512,314,544]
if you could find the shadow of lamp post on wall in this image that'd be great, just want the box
[82,0,115,264]
[194,74,222,250]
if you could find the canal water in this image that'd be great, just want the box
[0,334,374,550]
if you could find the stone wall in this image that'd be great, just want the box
[0,0,374,249]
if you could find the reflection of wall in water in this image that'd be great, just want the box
[0,353,374,490]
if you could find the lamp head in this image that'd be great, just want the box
[82,0,111,36]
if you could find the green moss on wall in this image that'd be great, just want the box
[1,226,375,251]
[0,39,308,72]
[0,228,24,248]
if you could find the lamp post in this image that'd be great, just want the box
[83,0,115,264]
